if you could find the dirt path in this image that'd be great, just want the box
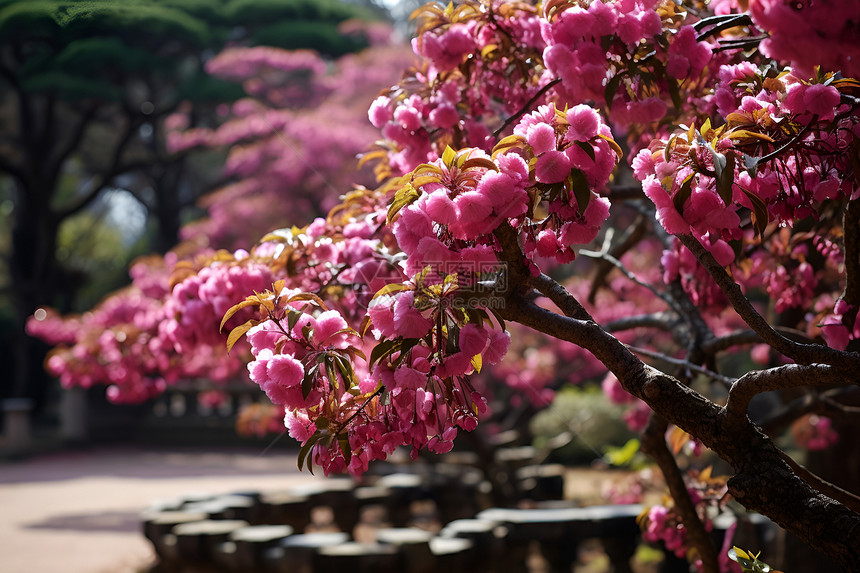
[0,446,317,573]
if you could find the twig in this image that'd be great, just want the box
[641,415,720,573]
[626,344,735,387]
[775,447,860,514]
[701,327,813,355]
[492,78,562,137]
[579,248,685,316]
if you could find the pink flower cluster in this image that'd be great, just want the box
[393,147,527,274]
[413,22,477,72]
[635,63,859,259]
[246,303,355,410]
[513,104,616,264]
[750,0,860,79]
[236,271,510,476]
[166,41,411,249]
[163,259,275,353]
[819,299,860,351]
[365,292,509,457]
[542,1,713,131]
[642,504,690,559]
[369,2,548,176]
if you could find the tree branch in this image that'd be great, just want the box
[580,246,684,315]
[496,294,860,568]
[605,312,675,333]
[529,272,593,320]
[724,363,851,430]
[677,233,860,370]
[776,447,860,515]
[760,387,860,437]
[700,327,814,355]
[641,415,720,573]
[843,199,860,306]
[587,214,648,303]
[56,117,143,219]
[47,105,98,184]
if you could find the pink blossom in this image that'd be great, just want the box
[782,83,841,122]
[483,329,511,365]
[454,191,494,225]
[535,150,571,183]
[416,23,476,71]
[642,177,690,235]
[566,105,601,141]
[666,26,712,79]
[267,354,305,388]
[368,96,392,128]
[527,122,557,154]
[312,310,350,348]
[459,324,489,356]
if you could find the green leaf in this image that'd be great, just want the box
[338,435,352,464]
[461,157,498,171]
[742,153,759,178]
[342,346,367,362]
[369,338,399,369]
[371,282,411,301]
[569,169,591,213]
[391,338,421,367]
[673,172,695,213]
[286,292,329,310]
[743,189,769,237]
[491,134,525,158]
[717,152,735,206]
[604,72,624,110]
[411,174,442,188]
[324,327,359,344]
[709,145,727,180]
[488,308,507,332]
[574,140,596,162]
[325,357,339,390]
[359,314,373,338]
[286,309,303,332]
[297,430,323,473]
[598,134,623,161]
[334,355,354,385]
[301,368,315,399]
[603,438,641,467]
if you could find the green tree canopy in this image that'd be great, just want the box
[0,0,381,405]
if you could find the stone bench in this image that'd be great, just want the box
[211,524,294,571]
[476,504,643,573]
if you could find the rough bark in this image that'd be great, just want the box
[497,294,860,570]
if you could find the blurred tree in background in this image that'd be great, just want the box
[0,0,383,409]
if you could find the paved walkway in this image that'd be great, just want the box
[0,445,319,573]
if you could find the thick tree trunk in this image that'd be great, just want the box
[7,177,60,405]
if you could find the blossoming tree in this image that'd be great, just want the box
[31,0,860,570]
[28,27,415,402]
